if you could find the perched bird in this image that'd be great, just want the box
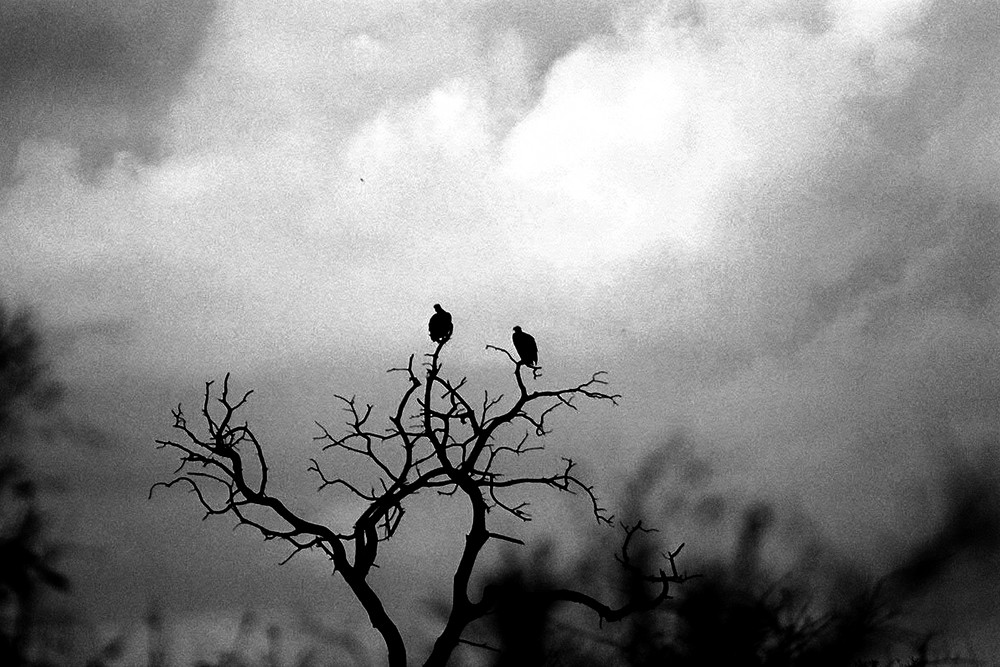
[428,304,453,343]
[511,326,537,367]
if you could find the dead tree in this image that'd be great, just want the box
[152,335,689,666]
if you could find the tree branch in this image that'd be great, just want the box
[154,334,684,667]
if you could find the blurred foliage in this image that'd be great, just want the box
[461,437,999,667]
[1,297,994,666]
[468,517,984,667]
[0,300,69,666]
[0,302,62,436]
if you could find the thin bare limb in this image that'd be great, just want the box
[154,334,685,667]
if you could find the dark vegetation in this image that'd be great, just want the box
[1,298,996,665]
[467,439,1000,667]
[151,310,691,666]
[0,302,69,665]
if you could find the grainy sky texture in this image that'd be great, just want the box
[2,0,1000,660]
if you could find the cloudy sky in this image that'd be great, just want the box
[3,0,1000,660]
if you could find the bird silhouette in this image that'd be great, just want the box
[429,304,453,343]
[511,326,537,367]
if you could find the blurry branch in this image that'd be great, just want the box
[153,338,683,667]
[528,523,689,625]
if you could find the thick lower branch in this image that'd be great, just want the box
[424,482,491,667]
[154,349,672,667]
[341,568,408,667]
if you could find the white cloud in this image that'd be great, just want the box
[5,1,1000,640]
[499,43,711,266]
[831,0,930,39]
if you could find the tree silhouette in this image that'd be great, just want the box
[152,325,690,666]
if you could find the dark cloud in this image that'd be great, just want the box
[695,0,833,33]
[787,199,1000,353]
[0,0,216,188]
[465,0,621,132]
[471,0,617,76]
[857,0,1000,156]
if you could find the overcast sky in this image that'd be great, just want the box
[3,0,1000,660]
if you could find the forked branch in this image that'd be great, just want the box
[154,338,685,667]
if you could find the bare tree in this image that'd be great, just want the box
[152,333,689,666]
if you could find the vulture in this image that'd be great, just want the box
[428,304,453,343]
[511,326,537,367]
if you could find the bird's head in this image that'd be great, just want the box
[513,326,521,333]
[434,304,442,312]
